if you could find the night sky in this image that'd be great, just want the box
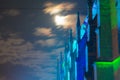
[0,0,87,80]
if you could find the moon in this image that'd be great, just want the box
[54,15,65,26]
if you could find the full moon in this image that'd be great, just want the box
[54,15,65,26]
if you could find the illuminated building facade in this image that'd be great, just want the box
[57,0,120,80]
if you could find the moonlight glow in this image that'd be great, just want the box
[54,15,65,26]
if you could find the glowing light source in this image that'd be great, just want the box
[54,15,65,26]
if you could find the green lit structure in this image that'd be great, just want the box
[57,0,120,80]
[94,0,120,80]
[95,57,120,80]
[98,0,118,60]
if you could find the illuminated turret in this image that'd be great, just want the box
[59,52,64,80]
[57,58,60,80]
[76,12,81,42]
[63,44,69,80]
[69,29,73,53]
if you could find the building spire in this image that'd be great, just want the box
[77,12,80,27]
[69,28,73,53]
[76,12,81,42]
[69,28,73,43]
[57,57,60,80]
[59,52,63,80]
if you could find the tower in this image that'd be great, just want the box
[93,0,120,80]
[76,12,88,80]
[69,29,76,80]
[63,45,68,80]
[87,0,97,79]
[57,58,60,80]
[76,12,81,41]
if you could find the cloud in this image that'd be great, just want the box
[28,48,64,80]
[0,32,62,65]
[0,15,3,20]
[43,2,86,33]
[0,32,64,80]
[0,76,6,80]
[43,2,75,15]
[36,39,56,47]
[34,67,56,80]
[0,33,33,64]
[54,14,86,32]
[2,9,20,16]
[0,39,33,55]
[33,27,54,37]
